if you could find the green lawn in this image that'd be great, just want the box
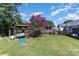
[0,34,79,56]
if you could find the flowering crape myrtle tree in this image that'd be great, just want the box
[29,14,48,30]
[28,14,55,37]
[29,14,47,37]
[30,14,46,28]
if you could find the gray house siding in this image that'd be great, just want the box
[59,20,79,38]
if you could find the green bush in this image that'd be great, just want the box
[29,30,42,37]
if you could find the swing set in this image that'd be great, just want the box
[9,25,28,39]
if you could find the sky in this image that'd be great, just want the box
[18,3,79,26]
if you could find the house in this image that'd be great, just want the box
[59,20,79,38]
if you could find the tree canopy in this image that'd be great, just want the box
[0,3,22,36]
[45,20,55,29]
[29,14,55,29]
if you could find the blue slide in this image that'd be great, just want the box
[19,36,26,46]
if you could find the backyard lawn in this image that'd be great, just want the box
[0,35,79,56]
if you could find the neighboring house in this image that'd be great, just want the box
[59,20,79,38]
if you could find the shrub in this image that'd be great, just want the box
[29,30,42,38]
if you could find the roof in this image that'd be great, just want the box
[15,25,28,27]
[60,20,79,27]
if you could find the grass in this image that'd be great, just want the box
[0,34,79,56]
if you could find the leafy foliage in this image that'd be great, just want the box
[45,20,55,29]
[29,14,46,37]
[30,14,46,28]
[0,3,22,36]
[28,14,55,37]
[29,30,42,37]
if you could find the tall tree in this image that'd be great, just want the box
[29,14,46,29]
[45,20,55,29]
[0,3,22,36]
